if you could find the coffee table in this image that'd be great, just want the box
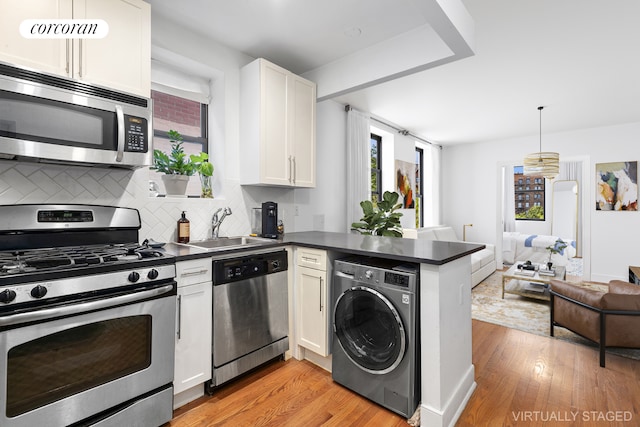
[502,263,566,301]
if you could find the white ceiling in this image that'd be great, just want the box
[150,0,640,145]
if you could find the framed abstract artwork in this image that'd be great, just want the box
[395,160,415,209]
[595,161,638,211]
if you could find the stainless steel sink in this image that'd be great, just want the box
[184,236,275,251]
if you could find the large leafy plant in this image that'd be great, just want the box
[151,130,195,175]
[351,191,404,237]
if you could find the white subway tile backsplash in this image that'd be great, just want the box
[0,159,294,244]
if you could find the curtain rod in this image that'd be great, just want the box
[345,104,440,149]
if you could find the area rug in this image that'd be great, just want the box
[472,271,640,361]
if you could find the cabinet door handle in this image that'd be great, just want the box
[180,269,209,278]
[288,156,293,183]
[176,294,182,340]
[293,156,297,184]
[65,39,70,75]
[319,277,323,312]
[302,256,318,263]
[78,39,83,77]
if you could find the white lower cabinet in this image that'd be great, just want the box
[175,281,211,393]
[174,258,212,408]
[296,248,329,357]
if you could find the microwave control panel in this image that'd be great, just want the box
[124,115,148,152]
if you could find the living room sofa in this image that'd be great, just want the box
[412,226,497,287]
[503,231,576,267]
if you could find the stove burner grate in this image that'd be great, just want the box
[0,243,164,276]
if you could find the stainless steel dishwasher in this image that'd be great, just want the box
[207,250,289,391]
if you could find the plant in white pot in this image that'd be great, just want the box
[151,130,196,196]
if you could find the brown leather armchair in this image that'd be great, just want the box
[549,279,640,367]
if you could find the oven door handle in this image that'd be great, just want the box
[0,284,175,327]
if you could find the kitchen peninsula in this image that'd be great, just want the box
[167,230,482,427]
[283,231,483,427]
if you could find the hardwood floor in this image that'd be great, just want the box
[458,320,640,427]
[168,320,640,426]
[167,358,408,427]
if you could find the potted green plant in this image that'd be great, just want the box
[545,238,568,270]
[190,152,214,198]
[351,191,404,237]
[151,130,213,197]
[150,130,194,195]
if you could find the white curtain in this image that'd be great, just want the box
[346,109,371,232]
[559,161,581,181]
[423,144,441,226]
[503,165,516,231]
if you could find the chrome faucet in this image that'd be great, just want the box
[212,207,232,238]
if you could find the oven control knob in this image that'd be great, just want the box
[31,285,47,299]
[365,270,373,280]
[0,289,16,304]
[128,272,140,283]
[147,269,159,280]
[272,260,280,270]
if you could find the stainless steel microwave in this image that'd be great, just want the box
[0,62,152,169]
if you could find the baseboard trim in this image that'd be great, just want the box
[420,364,476,427]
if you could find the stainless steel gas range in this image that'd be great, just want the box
[0,204,176,427]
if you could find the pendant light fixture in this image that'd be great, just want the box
[523,106,559,179]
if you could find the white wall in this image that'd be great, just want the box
[293,100,347,232]
[443,121,640,282]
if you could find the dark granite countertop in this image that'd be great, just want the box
[283,231,484,265]
[163,231,484,265]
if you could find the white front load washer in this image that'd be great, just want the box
[331,257,419,418]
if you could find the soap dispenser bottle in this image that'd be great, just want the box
[177,211,190,243]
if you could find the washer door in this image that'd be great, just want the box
[334,286,406,375]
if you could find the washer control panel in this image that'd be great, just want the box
[334,257,417,291]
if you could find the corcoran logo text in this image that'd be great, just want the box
[20,19,109,39]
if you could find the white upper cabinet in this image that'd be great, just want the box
[74,0,151,97]
[289,75,316,187]
[241,58,316,187]
[0,0,151,97]
[0,0,71,76]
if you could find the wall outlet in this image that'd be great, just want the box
[294,205,299,216]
